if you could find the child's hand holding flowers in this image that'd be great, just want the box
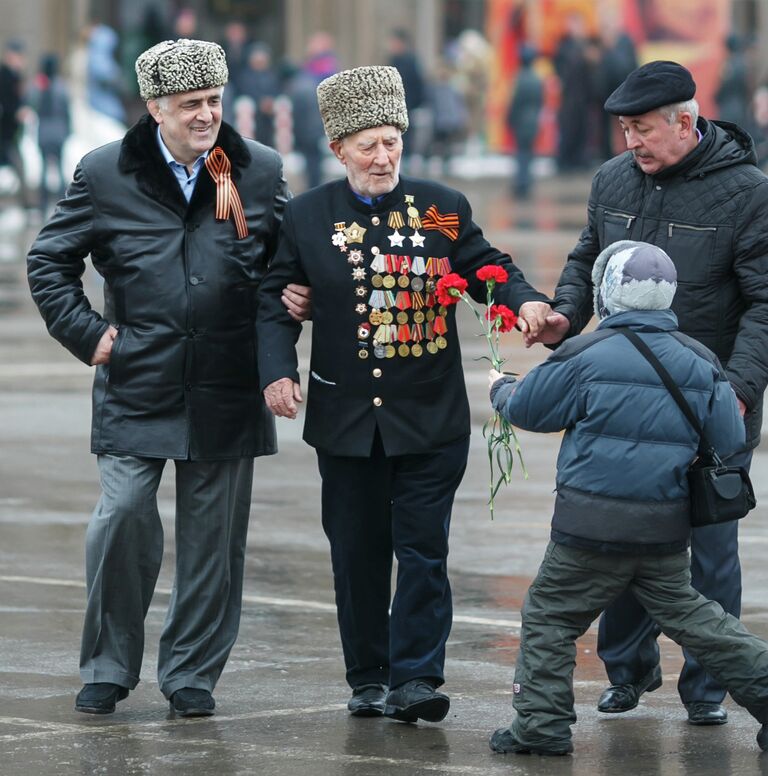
[436,265,526,518]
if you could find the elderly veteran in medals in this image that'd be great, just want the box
[27,39,309,717]
[257,66,565,723]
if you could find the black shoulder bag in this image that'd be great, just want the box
[618,328,755,527]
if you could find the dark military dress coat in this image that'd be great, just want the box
[257,176,549,457]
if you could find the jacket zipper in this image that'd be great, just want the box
[605,210,636,229]
[668,223,717,238]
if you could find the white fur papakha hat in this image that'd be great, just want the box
[135,39,228,101]
[317,65,409,141]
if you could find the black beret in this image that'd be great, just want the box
[604,60,696,116]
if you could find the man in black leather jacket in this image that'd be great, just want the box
[529,60,768,727]
[27,39,309,718]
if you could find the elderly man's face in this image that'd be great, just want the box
[331,126,403,199]
[619,109,695,175]
[149,87,223,167]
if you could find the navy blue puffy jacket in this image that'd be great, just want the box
[492,309,745,553]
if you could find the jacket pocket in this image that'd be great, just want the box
[601,209,636,246]
[664,223,717,284]
[107,327,126,385]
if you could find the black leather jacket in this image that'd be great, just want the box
[28,116,288,460]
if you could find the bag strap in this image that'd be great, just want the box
[616,328,718,460]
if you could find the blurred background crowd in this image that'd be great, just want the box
[2,0,768,218]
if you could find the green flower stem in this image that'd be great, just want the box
[454,279,527,519]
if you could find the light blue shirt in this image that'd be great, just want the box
[156,126,209,202]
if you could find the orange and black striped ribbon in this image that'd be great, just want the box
[205,147,248,240]
[421,205,460,241]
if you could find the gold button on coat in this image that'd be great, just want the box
[373,397,383,406]
[372,368,382,377]
[372,216,381,225]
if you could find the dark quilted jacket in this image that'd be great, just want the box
[492,309,745,553]
[554,118,768,448]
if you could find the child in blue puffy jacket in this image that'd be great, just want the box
[487,240,767,756]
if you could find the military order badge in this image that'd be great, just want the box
[328,194,464,361]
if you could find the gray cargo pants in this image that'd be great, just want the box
[508,541,768,748]
[79,454,253,698]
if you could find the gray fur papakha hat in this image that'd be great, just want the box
[136,39,228,101]
[317,66,409,141]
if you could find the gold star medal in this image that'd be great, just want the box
[344,222,366,244]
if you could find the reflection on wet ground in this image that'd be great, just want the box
[1,172,767,774]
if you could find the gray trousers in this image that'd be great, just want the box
[509,541,768,747]
[80,454,254,698]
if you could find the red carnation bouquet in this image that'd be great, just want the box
[436,265,526,518]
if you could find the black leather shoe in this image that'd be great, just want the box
[685,702,728,726]
[758,724,768,751]
[597,666,662,713]
[169,688,215,717]
[75,683,129,714]
[384,679,449,723]
[489,726,573,756]
[348,683,387,717]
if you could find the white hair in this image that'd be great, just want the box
[658,98,699,126]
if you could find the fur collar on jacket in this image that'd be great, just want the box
[117,114,252,213]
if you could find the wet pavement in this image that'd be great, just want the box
[1,171,768,775]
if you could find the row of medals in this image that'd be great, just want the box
[362,275,449,359]
[332,199,449,361]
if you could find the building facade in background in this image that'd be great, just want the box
[1,0,766,154]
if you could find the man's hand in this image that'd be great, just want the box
[737,397,747,417]
[90,325,118,365]
[518,302,570,348]
[282,283,312,322]
[489,368,504,389]
[264,377,303,418]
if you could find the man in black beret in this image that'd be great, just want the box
[524,60,768,731]
[603,59,696,117]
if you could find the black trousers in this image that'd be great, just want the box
[598,448,751,704]
[316,432,469,689]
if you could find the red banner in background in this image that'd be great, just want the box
[486,0,730,154]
